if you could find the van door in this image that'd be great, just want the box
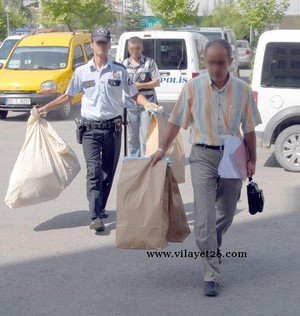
[256,42,300,134]
[154,38,188,113]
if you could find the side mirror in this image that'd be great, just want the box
[0,63,4,69]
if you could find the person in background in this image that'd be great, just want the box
[123,36,161,157]
[151,39,262,296]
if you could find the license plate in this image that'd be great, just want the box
[4,98,31,105]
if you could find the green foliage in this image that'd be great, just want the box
[124,0,144,31]
[236,0,290,34]
[40,0,117,31]
[0,0,29,40]
[200,2,249,39]
[146,0,199,27]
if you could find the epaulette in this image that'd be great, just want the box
[112,61,126,69]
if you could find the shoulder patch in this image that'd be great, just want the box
[112,61,126,69]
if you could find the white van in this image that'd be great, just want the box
[252,30,300,172]
[0,35,25,66]
[116,31,208,114]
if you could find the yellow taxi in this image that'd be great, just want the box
[0,31,93,119]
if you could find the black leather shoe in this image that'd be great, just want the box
[100,210,108,219]
[203,281,220,296]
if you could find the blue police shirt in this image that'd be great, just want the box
[66,59,138,121]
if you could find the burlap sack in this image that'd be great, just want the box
[5,108,81,209]
[116,158,190,249]
[146,113,185,184]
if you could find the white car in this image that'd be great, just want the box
[116,30,208,114]
[0,35,25,66]
[252,30,300,172]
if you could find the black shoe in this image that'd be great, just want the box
[100,210,108,219]
[203,281,220,296]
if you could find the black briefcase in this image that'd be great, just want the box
[247,177,264,215]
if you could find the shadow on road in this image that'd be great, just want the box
[1,206,299,315]
[34,209,116,236]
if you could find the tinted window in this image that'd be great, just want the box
[6,46,69,70]
[199,32,222,42]
[261,42,300,88]
[0,39,19,60]
[124,39,187,70]
[73,45,85,66]
[84,43,93,60]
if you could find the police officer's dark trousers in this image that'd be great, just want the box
[82,123,121,220]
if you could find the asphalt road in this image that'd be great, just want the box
[0,69,299,315]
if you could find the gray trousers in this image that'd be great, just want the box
[189,145,242,283]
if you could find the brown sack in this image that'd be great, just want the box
[116,158,169,249]
[166,167,191,242]
[116,158,190,249]
[146,113,185,184]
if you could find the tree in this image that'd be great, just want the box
[146,0,199,27]
[40,0,117,31]
[236,0,290,34]
[0,0,29,40]
[124,0,144,31]
[200,1,249,39]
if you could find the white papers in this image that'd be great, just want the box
[218,135,245,179]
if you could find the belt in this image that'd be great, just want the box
[82,116,122,130]
[196,143,224,150]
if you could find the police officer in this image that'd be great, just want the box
[123,36,160,157]
[37,27,161,232]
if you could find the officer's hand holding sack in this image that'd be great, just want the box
[5,108,80,209]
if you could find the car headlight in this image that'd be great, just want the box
[40,80,57,91]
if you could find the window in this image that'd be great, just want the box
[0,39,19,60]
[199,32,222,42]
[73,45,85,67]
[124,39,187,70]
[84,43,93,60]
[6,46,69,70]
[261,42,300,88]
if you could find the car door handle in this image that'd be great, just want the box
[160,72,170,76]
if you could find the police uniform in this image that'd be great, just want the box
[66,27,138,221]
[122,54,160,157]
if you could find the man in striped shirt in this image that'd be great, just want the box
[123,37,160,157]
[151,39,262,296]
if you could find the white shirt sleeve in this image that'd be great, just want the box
[65,68,83,96]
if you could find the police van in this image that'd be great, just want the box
[116,31,208,114]
[252,30,300,172]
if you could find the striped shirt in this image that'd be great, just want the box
[169,72,262,146]
[123,54,160,109]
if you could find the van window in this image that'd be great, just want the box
[199,32,222,42]
[6,46,69,70]
[261,42,300,88]
[84,43,93,60]
[0,39,19,60]
[73,45,85,66]
[123,39,187,70]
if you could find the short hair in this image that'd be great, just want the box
[204,39,232,58]
[128,36,143,45]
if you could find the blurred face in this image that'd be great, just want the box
[91,40,111,58]
[205,45,232,83]
[128,41,143,59]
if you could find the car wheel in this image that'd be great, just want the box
[56,103,71,120]
[0,110,8,119]
[274,125,300,172]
